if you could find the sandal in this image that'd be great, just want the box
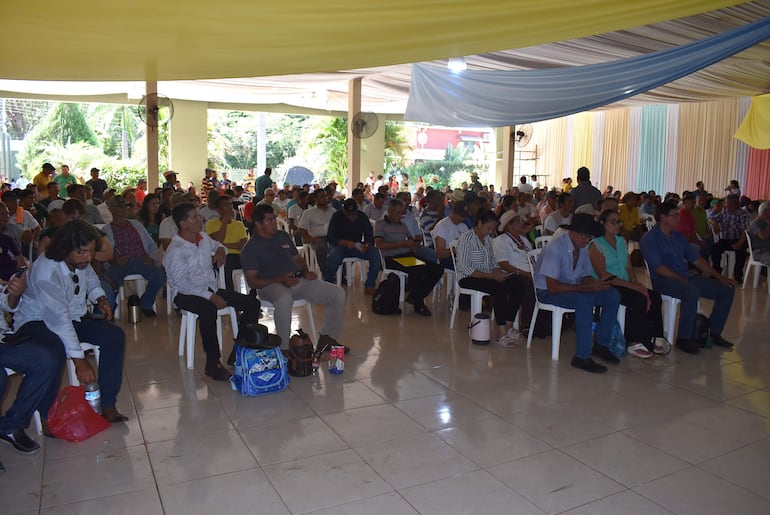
[652,337,671,355]
[496,335,519,348]
[627,343,653,359]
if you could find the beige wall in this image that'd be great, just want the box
[357,113,386,190]
[168,99,208,189]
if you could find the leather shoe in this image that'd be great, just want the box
[675,339,700,354]
[316,334,350,355]
[591,344,620,364]
[141,308,157,318]
[414,304,432,316]
[571,356,607,374]
[101,408,129,423]
[711,334,734,348]
[0,429,40,454]
[205,359,232,381]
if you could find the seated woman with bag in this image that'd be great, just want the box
[455,209,524,348]
[589,209,666,358]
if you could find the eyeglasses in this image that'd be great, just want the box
[71,274,80,295]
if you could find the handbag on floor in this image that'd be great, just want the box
[230,344,289,396]
[288,329,315,377]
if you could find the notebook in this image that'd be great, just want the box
[393,256,426,267]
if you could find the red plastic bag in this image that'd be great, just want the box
[47,386,111,442]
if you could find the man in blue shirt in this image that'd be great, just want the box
[534,213,620,373]
[641,200,737,354]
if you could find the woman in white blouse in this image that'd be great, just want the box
[455,209,524,347]
[493,211,535,337]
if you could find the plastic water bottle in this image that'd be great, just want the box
[84,382,102,414]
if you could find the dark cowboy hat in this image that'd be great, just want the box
[559,213,603,237]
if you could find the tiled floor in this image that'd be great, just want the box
[2,279,770,514]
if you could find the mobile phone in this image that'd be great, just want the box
[291,270,303,278]
[605,275,617,282]
[13,267,27,278]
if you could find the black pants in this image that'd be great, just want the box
[173,289,260,359]
[223,254,242,291]
[385,255,443,304]
[711,239,747,280]
[614,285,664,348]
[458,276,523,325]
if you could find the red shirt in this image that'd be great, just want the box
[675,207,696,240]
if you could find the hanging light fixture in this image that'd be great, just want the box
[447,57,467,72]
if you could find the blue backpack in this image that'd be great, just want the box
[230,344,290,396]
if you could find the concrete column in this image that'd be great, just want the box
[347,78,361,195]
[168,99,208,190]
[257,112,266,175]
[359,113,385,187]
[497,126,514,191]
[145,81,159,190]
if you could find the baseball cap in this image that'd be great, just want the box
[342,198,358,213]
[47,199,65,211]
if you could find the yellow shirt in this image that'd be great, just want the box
[205,218,248,254]
[618,204,640,236]
[33,172,52,198]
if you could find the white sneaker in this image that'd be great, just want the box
[507,328,526,340]
[497,335,519,348]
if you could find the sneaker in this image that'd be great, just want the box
[0,429,41,454]
[496,335,519,348]
[506,328,526,340]
[591,344,621,364]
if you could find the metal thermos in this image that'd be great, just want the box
[127,294,142,324]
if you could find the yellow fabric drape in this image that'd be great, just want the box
[734,94,770,149]
[0,1,741,81]
[676,98,740,194]
[600,109,632,193]
[571,112,594,174]
[537,117,568,189]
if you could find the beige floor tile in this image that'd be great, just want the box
[681,404,770,445]
[322,403,425,447]
[507,404,615,447]
[487,449,625,514]
[131,376,214,411]
[635,466,770,515]
[263,449,392,514]
[727,389,770,418]
[292,379,386,415]
[138,399,234,443]
[395,392,495,430]
[358,371,447,401]
[218,387,314,429]
[560,490,673,515]
[0,460,43,514]
[40,487,163,515]
[240,416,349,465]
[304,492,418,515]
[355,432,477,489]
[399,469,544,515]
[700,440,770,500]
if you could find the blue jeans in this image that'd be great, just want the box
[108,259,166,310]
[325,245,381,288]
[0,339,65,432]
[652,275,735,339]
[538,288,620,359]
[15,319,126,410]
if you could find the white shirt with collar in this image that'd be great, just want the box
[298,205,334,238]
[14,256,106,359]
[163,232,225,299]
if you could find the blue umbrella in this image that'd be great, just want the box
[285,166,314,186]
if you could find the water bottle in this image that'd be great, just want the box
[84,382,102,414]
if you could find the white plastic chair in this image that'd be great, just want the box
[3,368,43,435]
[534,235,551,248]
[643,261,682,345]
[296,245,321,276]
[743,231,769,292]
[710,224,736,279]
[525,248,575,361]
[115,274,155,321]
[379,249,408,309]
[66,342,101,386]
[448,242,490,330]
[336,257,365,287]
[255,291,318,344]
[178,306,239,370]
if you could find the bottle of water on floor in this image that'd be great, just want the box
[84,382,101,414]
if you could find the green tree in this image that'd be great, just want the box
[2,99,52,140]
[311,116,348,185]
[19,103,98,174]
[384,121,410,170]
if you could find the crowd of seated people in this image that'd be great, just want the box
[1,162,764,474]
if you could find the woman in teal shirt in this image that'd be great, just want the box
[589,209,665,358]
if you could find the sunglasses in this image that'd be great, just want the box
[71,274,80,295]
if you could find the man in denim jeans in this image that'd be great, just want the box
[641,200,737,354]
[533,214,620,373]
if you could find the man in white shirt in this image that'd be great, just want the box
[159,191,190,250]
[363,193,387,221]
[517,176,533,194]
[164,203,261,380]
[530,174,541,190]
[432,201,470,269]
[14,220,129,423]
[544,192,573,235]
[298,189,335,277]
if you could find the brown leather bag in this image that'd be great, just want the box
[288,329,315,377]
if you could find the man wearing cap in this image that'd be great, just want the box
[543,193,573,235]
[325,198,380,293]
[570,167,602,214]
[641,200,737,354]
[494,210,535,332]
[162,170,178,190]
[432,201,470,269]
[52,164,78,191]
[32,163,56,199]
[533,213,621,373]
[102,195,166,316]
[86,168,109,201]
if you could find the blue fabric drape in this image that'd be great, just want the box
[405,16,770,127]
[637,105,667,193]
